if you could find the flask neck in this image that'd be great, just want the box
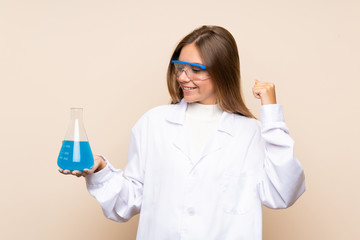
[70,108,83,121]
[64,108,89,142]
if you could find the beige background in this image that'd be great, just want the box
[1,0,359,239]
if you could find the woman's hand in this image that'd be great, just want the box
[58,155,107,178]
[252,80,277,105]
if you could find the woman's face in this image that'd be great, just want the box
[177,43,216,105]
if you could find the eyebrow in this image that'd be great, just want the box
[171,60,206,69]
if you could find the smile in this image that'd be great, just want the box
[183,87,197,90]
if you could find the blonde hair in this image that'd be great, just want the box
[167,25,256,119]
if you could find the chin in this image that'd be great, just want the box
[183,96,198,103]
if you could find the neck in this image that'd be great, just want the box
[186,102,223,120]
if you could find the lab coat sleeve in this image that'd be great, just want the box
[254,104,305,209]
[85,125,145,222]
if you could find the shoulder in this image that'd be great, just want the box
[142,103,179,120]
[234,115,263,149]
[132,103,181,129]
[233,113,261,130]
[222,112,261,139]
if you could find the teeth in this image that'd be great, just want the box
[184,87,196,90]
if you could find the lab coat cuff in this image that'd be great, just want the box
[85,155,115,186]
[260,104,285,123]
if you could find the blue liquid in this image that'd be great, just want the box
[57,140,94,171]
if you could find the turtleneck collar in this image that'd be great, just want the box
[186,102,223,120]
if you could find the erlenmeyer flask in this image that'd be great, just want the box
[57,108,94,171]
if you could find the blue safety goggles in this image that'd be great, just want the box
[170,60,210,81]
[171,60,207,70]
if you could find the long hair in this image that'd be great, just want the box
[167,25,256,119]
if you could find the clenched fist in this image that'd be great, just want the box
[252,80,277,105]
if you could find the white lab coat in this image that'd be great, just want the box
[86,99,305,240]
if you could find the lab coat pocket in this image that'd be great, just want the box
[220,171,258,215]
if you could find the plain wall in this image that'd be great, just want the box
[1,0,359,239]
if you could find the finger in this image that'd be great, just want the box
[254,79,264,85]
[83,168,92,175]
[58,169,71,175]
[62,170,71,175]
[252,87,262,99]
[82,169,90,177]
[256,81,275,89]
[72,170,84,177]
[254,80,268,87]
[254,85,275,95]
[252,84,263,93]
[253,86,265,93]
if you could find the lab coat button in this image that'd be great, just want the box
[187,208,195,216]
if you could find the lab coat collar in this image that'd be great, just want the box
[165,98,236,136]
[217,111,236,137]
[165,98,188,125]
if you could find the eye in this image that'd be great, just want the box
[175,63,185,72]
[191,67,203,74]
[177,67,184,72]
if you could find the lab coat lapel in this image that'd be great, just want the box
[192,111,236,167]
[173,125,193,161]
[166,99,193,162]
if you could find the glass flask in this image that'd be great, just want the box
[57,108,94,171]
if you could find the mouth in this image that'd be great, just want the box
[183,87,197,90]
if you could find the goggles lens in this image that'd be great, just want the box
[171,60,210,81]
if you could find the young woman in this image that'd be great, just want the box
[60,25,305,240]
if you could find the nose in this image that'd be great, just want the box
[177,70,191,83]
